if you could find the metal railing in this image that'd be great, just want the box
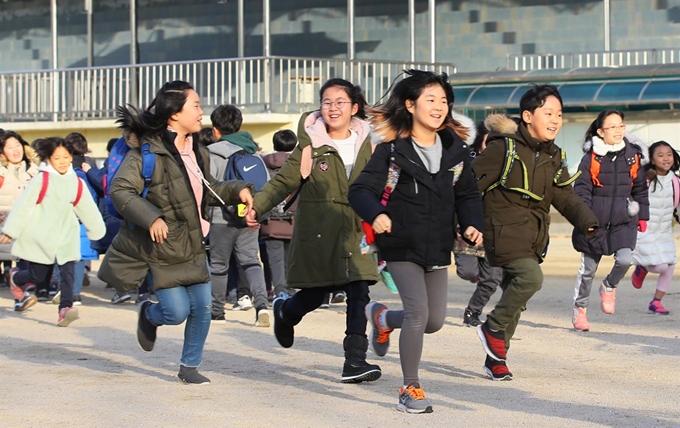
[0,56,456,122]
[507,48,680,71]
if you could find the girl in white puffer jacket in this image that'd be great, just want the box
[631,140,680,315]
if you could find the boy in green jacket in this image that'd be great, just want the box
[471,84,598,381]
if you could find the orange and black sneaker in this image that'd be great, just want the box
[484,356,513,381]
[364,301,393,357]
[397,383,433,414]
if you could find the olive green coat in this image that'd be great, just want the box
[253,111,379,289]
[98,129,251,292]
[472,115,598,266]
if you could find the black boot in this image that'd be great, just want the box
[341,334,382,383]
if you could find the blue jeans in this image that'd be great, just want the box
[146,281,212,368]
[73,260,85,297]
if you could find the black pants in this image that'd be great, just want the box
[281,280,370,337]
[14,261,75,310]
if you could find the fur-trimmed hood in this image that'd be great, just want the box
[582,133,649,166]
[369,110,477,146]
[484,113,519,135]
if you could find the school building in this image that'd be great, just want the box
[0,0,679,161]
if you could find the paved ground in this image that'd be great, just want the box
[1,231,679,427]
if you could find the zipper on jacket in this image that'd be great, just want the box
[414,178,419,194]
[606,154,619,251]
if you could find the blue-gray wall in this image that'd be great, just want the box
[1,0,680,72]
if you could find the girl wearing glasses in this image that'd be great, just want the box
[571,109,649,331]
[246,78,383,385]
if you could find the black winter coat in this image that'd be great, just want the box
[349,128,484,268]
[572,137,649,255]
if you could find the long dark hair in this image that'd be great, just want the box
[369,69,470,143]
[319,78,367,120]
[0,130,31,165]
[646,140,680,192]
[584,109,624,141]
[117,80,194,140]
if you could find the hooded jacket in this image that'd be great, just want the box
[0,145,40,261]
[252,111,379,289]
[207,132,268,226]
[472,114,599,266]
[98,112,252,292]
[2,163,105,265]
[349,112,484,268]
[571,135,649,255]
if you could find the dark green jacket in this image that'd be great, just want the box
[98,129,251,292]
[472,114,598,266]
[253,111,379,288]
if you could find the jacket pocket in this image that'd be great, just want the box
[152,221,191,265]
[490,216,530,257]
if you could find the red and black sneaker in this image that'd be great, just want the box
[484,356,513,381]
[477,321,507,361]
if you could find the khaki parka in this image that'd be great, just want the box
[252,111,379,289]
[472,115,598,266]
[98,129,251,292]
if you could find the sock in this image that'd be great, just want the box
[652,297,661,302]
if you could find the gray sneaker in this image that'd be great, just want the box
[364,301,393,357]
[177,365,210,385]
[397,383,433,414]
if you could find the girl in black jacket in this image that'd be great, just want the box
[349,70,483,414]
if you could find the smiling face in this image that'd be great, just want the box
[405,83,449,141]
[523,95,563,142]
[3,137,25,165]
[320,85,358,137]
[48,145,73,175]
[596,113,625,145]
[651,144,674,176]
[170,89,203,135]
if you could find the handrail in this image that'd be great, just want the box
[507,48,680,71]
[0,56,456,122]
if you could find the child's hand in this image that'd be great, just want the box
[81,163,91,173]
[372,214,392,234]
[0,234,12,244]
[149,218,168,244]
[638,220,647,233]
[239,188,254,217]
[245,209,260,230]
[463,226,483,246]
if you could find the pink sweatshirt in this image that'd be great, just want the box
[172,129,210,237]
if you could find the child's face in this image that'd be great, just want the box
[320,86,358,134]
[596,114,625,146]
[170,89,203,135]
[48,146,73,175]
[3,137,25,165]
[523,95,563,142]
[406,83,449,135]
[652,144,674,175]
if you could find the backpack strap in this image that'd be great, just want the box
[73,178,84,206]
[380,143,400,206]
[673,175,680,211]
[0,175,4,189]
[553,149,581,187]
[590,152,604,187]
[485,138,544,201]
[140,143,154,198]
[36,171,49,204]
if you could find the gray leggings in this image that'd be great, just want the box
[573,248,633,308]
[383,261,448,386]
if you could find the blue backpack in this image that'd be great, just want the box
[222,150,268,225]
[104,137,156,220]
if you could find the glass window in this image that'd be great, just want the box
[641,80,680,101]
[596,81,646,102]
[558,83,603,104]
[468,86,516,107]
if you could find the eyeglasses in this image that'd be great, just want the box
[320,100,351,110]
[601,124,626,132]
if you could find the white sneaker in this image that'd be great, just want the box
[255,308,270,327]
[231,295,253,311]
